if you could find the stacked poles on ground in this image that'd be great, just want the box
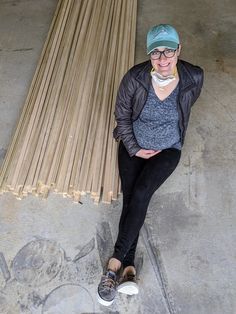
[0,0,137,203]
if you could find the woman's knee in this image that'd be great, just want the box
[130,183,154,207]
[160,150,181,171]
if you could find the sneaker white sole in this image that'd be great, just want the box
[97,292,114,306]
[117,282,139,295]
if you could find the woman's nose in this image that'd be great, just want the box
[159,52,167,60]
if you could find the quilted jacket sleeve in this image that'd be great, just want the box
[114,70,141,157]
[191,66,204,106]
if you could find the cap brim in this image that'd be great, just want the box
[147,40,179,54]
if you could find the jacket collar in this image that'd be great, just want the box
[177,60,196,92]
[135,59,196,92]
[135,60,152,90]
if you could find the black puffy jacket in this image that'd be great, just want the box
[113,59,204,157]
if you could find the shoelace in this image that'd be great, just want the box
[102,275,116,289]
[122,273,136,282]
[126,274,135,280]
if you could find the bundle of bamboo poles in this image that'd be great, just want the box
[0,0,137,203]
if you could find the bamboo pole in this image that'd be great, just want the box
[0,0,138,204]
[75,0,115,195]
[31,0,84,192]
[5,0,72,192]
[60,0,105,195]
[102,0,134,203]
[54,0,102,193]
[90,0,123,202]
[111,0,137,201]
[36,0,92,192]
[37,0,91,193]
[0,0,65,189]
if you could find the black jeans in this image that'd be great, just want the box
[112,141,181,268]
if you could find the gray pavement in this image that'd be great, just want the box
[0,0,236,313]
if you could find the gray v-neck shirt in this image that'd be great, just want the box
[133,83,181,151]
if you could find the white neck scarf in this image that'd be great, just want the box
[151,68,176,87]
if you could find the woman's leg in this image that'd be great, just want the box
[114,141,145,268]
[112,148,181,264]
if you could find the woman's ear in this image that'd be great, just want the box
[177,44,181,56]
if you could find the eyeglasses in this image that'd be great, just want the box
[150,49,177,60]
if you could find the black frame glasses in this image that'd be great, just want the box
[150,48,177,60]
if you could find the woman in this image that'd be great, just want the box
[97,24,204,306]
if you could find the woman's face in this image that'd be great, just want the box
[150,45,181,77]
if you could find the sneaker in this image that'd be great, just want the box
[117,273,139,295]
[97,270,117,306]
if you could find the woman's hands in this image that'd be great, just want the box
[135,149,162,159]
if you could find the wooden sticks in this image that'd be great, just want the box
[0,0,137,203]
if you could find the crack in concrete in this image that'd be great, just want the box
[96,222,114,272]
[12,48,33,52]
[0,48,33,52]
[73,238,95,262]
[141,223,178,314]
[0,148,7,160]
[0,252,11,281]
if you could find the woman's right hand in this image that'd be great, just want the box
[135,149,162,159]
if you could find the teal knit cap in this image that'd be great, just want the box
[147,24,180,54]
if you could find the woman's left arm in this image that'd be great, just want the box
[193,67,204,104]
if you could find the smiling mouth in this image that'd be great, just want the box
[159,63,170,67]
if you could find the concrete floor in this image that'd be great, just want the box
[0,0,236,313]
